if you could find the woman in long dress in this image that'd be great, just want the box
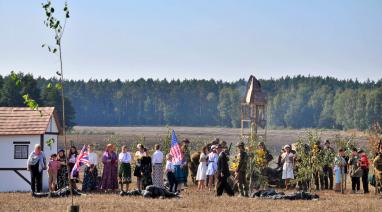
[334,148,346,192]
[67,146,78,188]
[151,144,164,188]
[196,146,208,191]
[57,149,68,190]
[206,145,218,192]
[82,144,99,192]
[173,156,187,193]
[133,144,146,190]
[140,148,153,189]
[281,144,295,189]
[101,144,118,191]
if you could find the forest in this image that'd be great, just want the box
[0,72,381,130]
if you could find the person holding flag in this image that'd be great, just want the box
[70,145,90,190]
[82,144,99,192]
[171,130,186,193]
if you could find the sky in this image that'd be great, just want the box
[0,0,381,82]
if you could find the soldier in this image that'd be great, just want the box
[322,140,335,190]
[235,142,249,197]
[312,140,324,190]
[181,139,191,187]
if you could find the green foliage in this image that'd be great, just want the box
[294,131,324,192]
[161,127,172,157]
[41,0,69,48]
[22,94,39,111]
[1,72,41,108]
[246,127,268,190]
[2,72,382,129]
[333,134,356,156]
[46,138,55,150]
[218,87,241,127]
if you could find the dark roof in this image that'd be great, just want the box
[0,107,61,135]
[244,75,267,104]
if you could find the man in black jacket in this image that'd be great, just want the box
[216,144,234,196]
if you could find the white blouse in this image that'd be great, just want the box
[166,160,174,173]
[69,154,76,163]
[88,152,98,165]
[152,150,164,164]
[119,152,132,163]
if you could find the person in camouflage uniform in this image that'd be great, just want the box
[322,140,335,190]
[181,139,191,187]
[235,142,249,197]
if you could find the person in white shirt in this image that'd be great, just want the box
[281,144,295,190]
[165,154,177,192]
[118,146,132,192]
[151,144,164,188]
[196,146,209,191]
[206,145,218,192]
[82,144,99,192]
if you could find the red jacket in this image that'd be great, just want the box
[360,155,369,169]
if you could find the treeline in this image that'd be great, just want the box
[0,73,381,130]
[0,73,76,129]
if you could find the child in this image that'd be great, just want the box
[118,146,132,193]
[358,149,369,193]
[48,153,61,192]
[349,148,362,193]
[165,154,177,192]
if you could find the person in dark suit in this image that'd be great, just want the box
[216,144,234,197]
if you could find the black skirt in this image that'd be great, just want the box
[134,160,142,177]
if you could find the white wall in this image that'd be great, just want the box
[0,135,39,192]
[47,117,59,133]
[0,133,58,192]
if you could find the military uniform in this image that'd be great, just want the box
[236,143,249,196]
[322,146,335,190]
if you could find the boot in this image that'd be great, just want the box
[244,190,249,197]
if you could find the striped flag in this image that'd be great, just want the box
[70,145,90,178]
[170,129,183,163]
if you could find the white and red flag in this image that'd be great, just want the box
[170,129,183,163]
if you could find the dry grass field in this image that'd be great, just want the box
[0,184,381,212]
[63,126,369,152]
[1,127,378,212]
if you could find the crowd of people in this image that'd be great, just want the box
[276,140,382,194]
[26,139,193,196]
[26,138,382,197]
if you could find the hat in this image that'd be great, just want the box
[216,144,222,149]
[211,145,217,150]
[283,144,291,149]
[236,142,245,147]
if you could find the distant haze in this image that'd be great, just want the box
[0,0,381,81]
